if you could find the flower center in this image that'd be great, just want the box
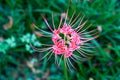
[52,23,83,57]
[59,33,71,46]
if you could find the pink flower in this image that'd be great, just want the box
[31,11,100,68]
[52,23,82,58]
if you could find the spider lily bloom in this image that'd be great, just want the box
[31,11,100,69]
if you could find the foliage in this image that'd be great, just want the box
[0,0,120,80]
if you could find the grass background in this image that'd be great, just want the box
[0,0,120,80]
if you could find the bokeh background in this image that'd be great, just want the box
[0,0,120,80]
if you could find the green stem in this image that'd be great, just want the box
[63,58,68,80]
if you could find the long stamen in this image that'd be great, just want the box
[30,43,52,52]
[73,54,85,59]
[76,19,88,33]
[58,55,63,67]
[70,56,78,63]
[76,50,88,57]
[70,11,81,26]
[66,58,72,71]
[75,15,85,30]
[32,24,53,37]
[72,54,87,61]
[33,47,52,52]
[58,15,63,29]
[30,42,53,47]
[30,41,52,47]
[46,52,53,61]
[71,16,83,28]
[40,50,52,61]
[55,54,59,67]
[80,33,99,41]
[78,23,92,34]
[30,42,52,50]
[70,56,83,63]
[52,12,56,30]
[40,43,53,46]
[67,58,76,70]
[82,35,99,43]
[78,49,95,56]
[80,28,98,35]
[80,45,96,49]
[81,30,99,38]
[80,42,94,46]
[64,9,69,24]
[68,10,76,25]
[43,16,54,32]
[79,47,96,53]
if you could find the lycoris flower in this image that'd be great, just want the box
[31,10,100,69]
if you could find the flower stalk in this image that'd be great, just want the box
[63,57,68,80]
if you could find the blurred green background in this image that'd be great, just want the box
[0,0,120,80]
